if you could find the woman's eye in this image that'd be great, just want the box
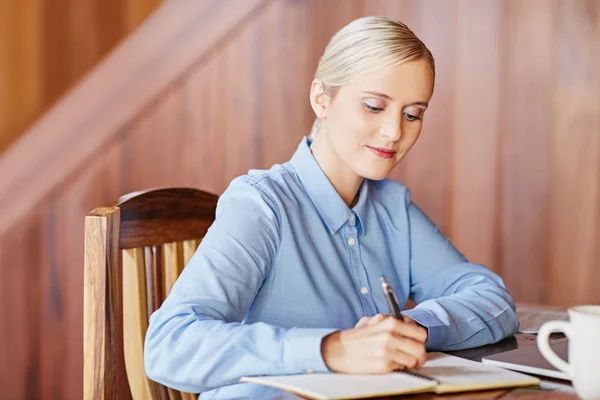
[364,103,383,113]
[403,112,421,121]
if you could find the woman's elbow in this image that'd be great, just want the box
[499,288,519,336]
[143,316,213,394]
[144,326,170,387]
[143,318,184,389]
[506,306,520,337]
[490,305,519,343]
[144,355,162,387]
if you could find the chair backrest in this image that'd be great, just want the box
[84,188,219,400]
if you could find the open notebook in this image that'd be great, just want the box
[240,352,540,400]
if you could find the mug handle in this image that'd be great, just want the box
[537,321,573,377]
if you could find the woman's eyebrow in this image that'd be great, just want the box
[363,91,393,100]
[407,101,429,108]
[362,91,428,107]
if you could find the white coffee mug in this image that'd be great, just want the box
[538,305,600,400]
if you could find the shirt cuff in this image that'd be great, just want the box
[402,308,447,351]
[281,328,338,374]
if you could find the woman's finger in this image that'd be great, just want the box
[355,313,390,328]
[389,335,427,367]
[366,313,389,326]
[378,317,428,343]
[386,345,420,370]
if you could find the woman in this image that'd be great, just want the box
[145,16,518,399]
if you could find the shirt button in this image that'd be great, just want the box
[306,369,315,374]
[347,237,356,246]
[348,213,355,222]
[360,287,369,295]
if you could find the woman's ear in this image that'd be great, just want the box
[310,79,330,120]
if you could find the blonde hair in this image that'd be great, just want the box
[310,16,435,138]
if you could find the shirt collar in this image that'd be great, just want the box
[353,178,369,236]
[289,137,368,236]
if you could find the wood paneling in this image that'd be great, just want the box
[223,13,262,181]
[500,0,555,304]
[258,0,314,167]
[123,87,188,192]
[309,0,364,56]
[0,0,43,154]
[1,0,600,398]
[449,0,501,272]
[548,0,600,305]
[181,51,228,194]
[0,0,162,155]
[0,211,44,399]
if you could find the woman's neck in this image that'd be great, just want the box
[309,135,363,208]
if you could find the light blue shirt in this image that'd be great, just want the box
[144,137,518,399]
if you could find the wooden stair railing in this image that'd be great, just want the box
[0,0,267,237]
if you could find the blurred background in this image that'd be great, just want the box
[0,0,598,398]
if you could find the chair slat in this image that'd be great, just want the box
[123,248,165,400]
[167,387,183,400]
[147,245,171,400]
[151,245,164,312]
[164,240,200,400]
[164,242,184,297]
[182,239,201,266]
[144,247,154,321]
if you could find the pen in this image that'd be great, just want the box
[380,275,405,322]
[380,275,435,377]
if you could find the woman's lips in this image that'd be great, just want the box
[367,146,397,159]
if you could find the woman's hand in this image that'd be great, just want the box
[355,313,395,328]
[355,314,425,332]
[321,314,428,373]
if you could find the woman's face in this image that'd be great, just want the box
[312,59,434,181]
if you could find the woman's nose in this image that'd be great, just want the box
[379,121,401,141]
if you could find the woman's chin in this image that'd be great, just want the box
[357,166,392,181]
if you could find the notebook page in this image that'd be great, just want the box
[420,352,540,394]
[241,372,436,400]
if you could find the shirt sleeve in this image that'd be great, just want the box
[144,177,336,394]
[401,191,519,351]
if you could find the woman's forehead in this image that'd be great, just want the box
[345,60,434,102]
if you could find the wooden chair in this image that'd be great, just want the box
[84,188,219,400]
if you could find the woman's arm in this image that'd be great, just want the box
[402,191,519,351]
[144,177,335,393]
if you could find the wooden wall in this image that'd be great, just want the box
[0,0,162,155]
[1,0,599,398]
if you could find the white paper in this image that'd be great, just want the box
[422,352,540,393]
